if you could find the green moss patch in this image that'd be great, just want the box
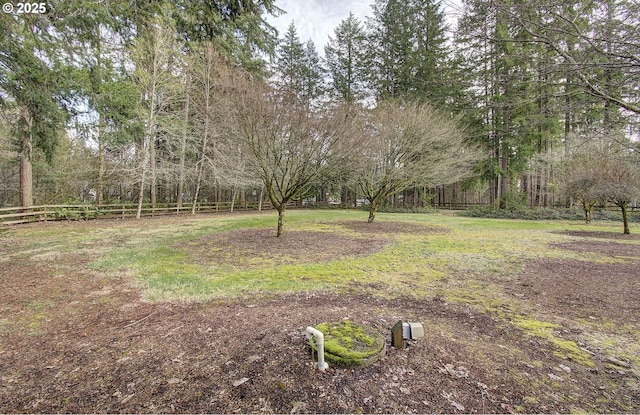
[310,320,386,367]
[513,316,595,367]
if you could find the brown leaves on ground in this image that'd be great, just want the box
[335,220,449,235]
[511,235,640,324]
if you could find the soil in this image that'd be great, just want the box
[187,228,390,267]
[333,220,449,235]
[1,217,639,413]
[510,237,640,324]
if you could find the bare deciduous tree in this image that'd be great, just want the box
[563,141,640,233]
[562,151,601,223]
[230,78,359,236]
[188,42,226,214]
[594,153,640,235]
[353,100,482,222]
[131,13,182,219]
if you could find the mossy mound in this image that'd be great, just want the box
[309,320,386,367]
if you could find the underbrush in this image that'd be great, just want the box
[363,206,437,214]
[460,206,640,222]
[306,204,437,214]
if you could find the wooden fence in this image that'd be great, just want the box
[432,202,489,210]
[2,201,634,226]
[0,201,305,226]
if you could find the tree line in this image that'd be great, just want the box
[1,0,638,234]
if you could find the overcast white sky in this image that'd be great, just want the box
[266,0,372,55]
[265,0,465,57]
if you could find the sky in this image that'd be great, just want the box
[265,0,465,57]
[265,0,373,56]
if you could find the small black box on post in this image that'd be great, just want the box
[391,320,424,349]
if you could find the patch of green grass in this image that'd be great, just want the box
[512,315,594,367]
[80,210,632,305]
[90,211,454,301]
[27,300,52,311]
[9,211,629,297]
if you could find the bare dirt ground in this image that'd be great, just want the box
[1,217,639,413]
[187,228,390,267]
[512,239,640,324]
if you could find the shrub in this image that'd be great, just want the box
[374,206,437,214]
[459,207,585,220]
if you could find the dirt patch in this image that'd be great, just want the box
[553,240,640,258]
[186,228,390,267]
[335,220,449,235]
[508,238,640,324]
[557,230,640,240]
[1,271,625,414]
[511,258,640,324]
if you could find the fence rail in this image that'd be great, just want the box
[2,201,634,226]
[0,201,305,225]
[432,202,489,210]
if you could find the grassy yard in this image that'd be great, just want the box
[1,209,639,413]
[78,210,627,299]
[11,209,639,366]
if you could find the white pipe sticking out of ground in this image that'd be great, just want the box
[306,326,329,371]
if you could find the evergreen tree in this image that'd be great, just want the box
[65,1,142,204]
[325,12,368,104]
[0,12,69,207]
[455,0,562,207]
[301,40,326,108]
[173,0,281,73]
[275,22,306,95]
[367,0,451,105]
[274,22,325,107]
[504,0,639,118]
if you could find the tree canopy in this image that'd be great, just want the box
[0,0,638,234]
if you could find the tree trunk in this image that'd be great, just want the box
[368,200,378,223]
[230,184,238,213]
[621,204,630,234]
[277,205,286,237]
[135,137,149,219]
[97,121,105,205]
[20,109,34,208]
[20,136,33,208]
[177,72,190,209]
[489,175,498,207]
[150,137,156,209]
[543,158,551,207]
[191,178,201,215]
[499,154,509,209]
[191,140,208,215]
[583,203,592,224]
[192,126,210,215]
[137,74,156,219]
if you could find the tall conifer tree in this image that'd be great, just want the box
[275,22,325,107]
[325,12,368,104]
[0,11,69,207]
[367,0,451,105]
